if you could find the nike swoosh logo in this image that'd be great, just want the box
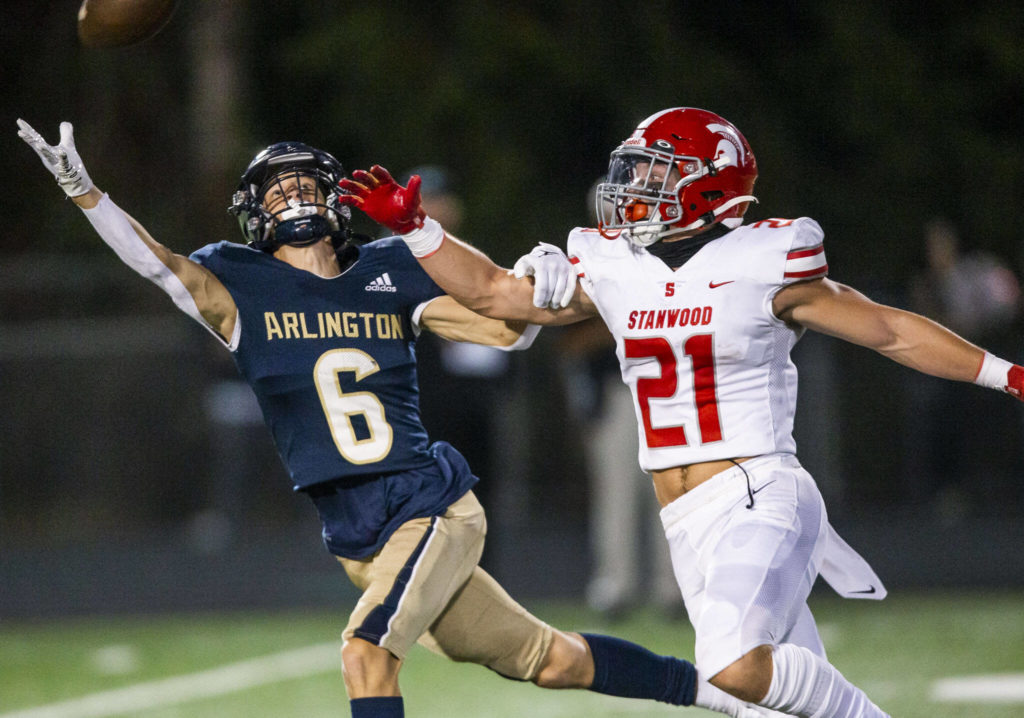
[709,280,734,288]
[749,479,776,495]
[850,586,877,595]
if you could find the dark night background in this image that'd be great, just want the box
[1,1,1022,615]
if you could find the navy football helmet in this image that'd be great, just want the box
[229,141,351,251]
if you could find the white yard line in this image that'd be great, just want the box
[0,643,340,718]
[931,673,1024,703]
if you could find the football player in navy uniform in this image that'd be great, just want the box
[19,119,781,718]
[340,107,1024,718]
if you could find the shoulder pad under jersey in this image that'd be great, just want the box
[738,217,827,288]
[567,226,637,282]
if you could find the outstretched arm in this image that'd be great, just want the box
[418,295,539,349]
[18,119,237,343]
[774,277,1023,396]
[338,165,597,326]
[418,231,596,325]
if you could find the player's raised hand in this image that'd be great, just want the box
[337,165,426,234]
[512,242,577,309]
[17,119,94,198]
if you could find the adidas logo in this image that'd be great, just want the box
[365,273,397,292]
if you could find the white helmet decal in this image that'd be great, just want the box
[707,122,746,167]
[597,109,758,246]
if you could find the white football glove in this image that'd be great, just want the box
[512,241,577,309]
[17,119,94,198]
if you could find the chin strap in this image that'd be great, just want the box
[623,196,758,247]
[273,214,334,248]
[674,195,758,233]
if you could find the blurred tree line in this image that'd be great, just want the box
[4,2,1021,274]
[1,0,1023,544]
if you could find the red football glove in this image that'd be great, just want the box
[337,165,426,234]
[1008,364,1024,399]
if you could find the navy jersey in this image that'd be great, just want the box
[190,238,478,557]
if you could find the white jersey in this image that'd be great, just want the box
[567,217,827,471]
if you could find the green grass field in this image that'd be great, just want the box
[2,590,1022,717]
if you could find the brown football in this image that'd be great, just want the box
[77,0,178,48]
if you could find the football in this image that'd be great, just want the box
[77,0,178,48]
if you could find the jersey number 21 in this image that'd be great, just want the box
[625,334,723,448]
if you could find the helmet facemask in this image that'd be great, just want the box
[255,169,341,248]
[229,143,351,252]
[596,144,702,247]
[596,109,758,248]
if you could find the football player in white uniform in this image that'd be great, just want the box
[338,108,1024,718]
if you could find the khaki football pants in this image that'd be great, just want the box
[339,490,553,679]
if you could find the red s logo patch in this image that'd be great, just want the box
[665,282,675,297]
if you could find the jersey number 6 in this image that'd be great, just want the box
[313,348,394,464]
[624,334,723,448]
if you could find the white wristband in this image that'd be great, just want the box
[973,351,1013,391]
[495,323,540,352]
[401,216,445,257]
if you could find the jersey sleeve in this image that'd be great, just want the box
[779,217,827,286]
[393,240,446,306]
[565,227,591,274]
[366,238,447,333]
[411,296,440,334]
[566,226,607,300]
[186,242,244,349]
[188,242,222,271]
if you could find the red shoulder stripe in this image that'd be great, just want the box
[784,265,829,279]
[786,244,824,260]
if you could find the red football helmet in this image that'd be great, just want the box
[596,108,758,247]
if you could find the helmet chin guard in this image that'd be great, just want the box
[229,141,351,252]
[274,214,335,247]
[596,108,758,248]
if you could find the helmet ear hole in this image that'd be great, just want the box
[702,190,724,201]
